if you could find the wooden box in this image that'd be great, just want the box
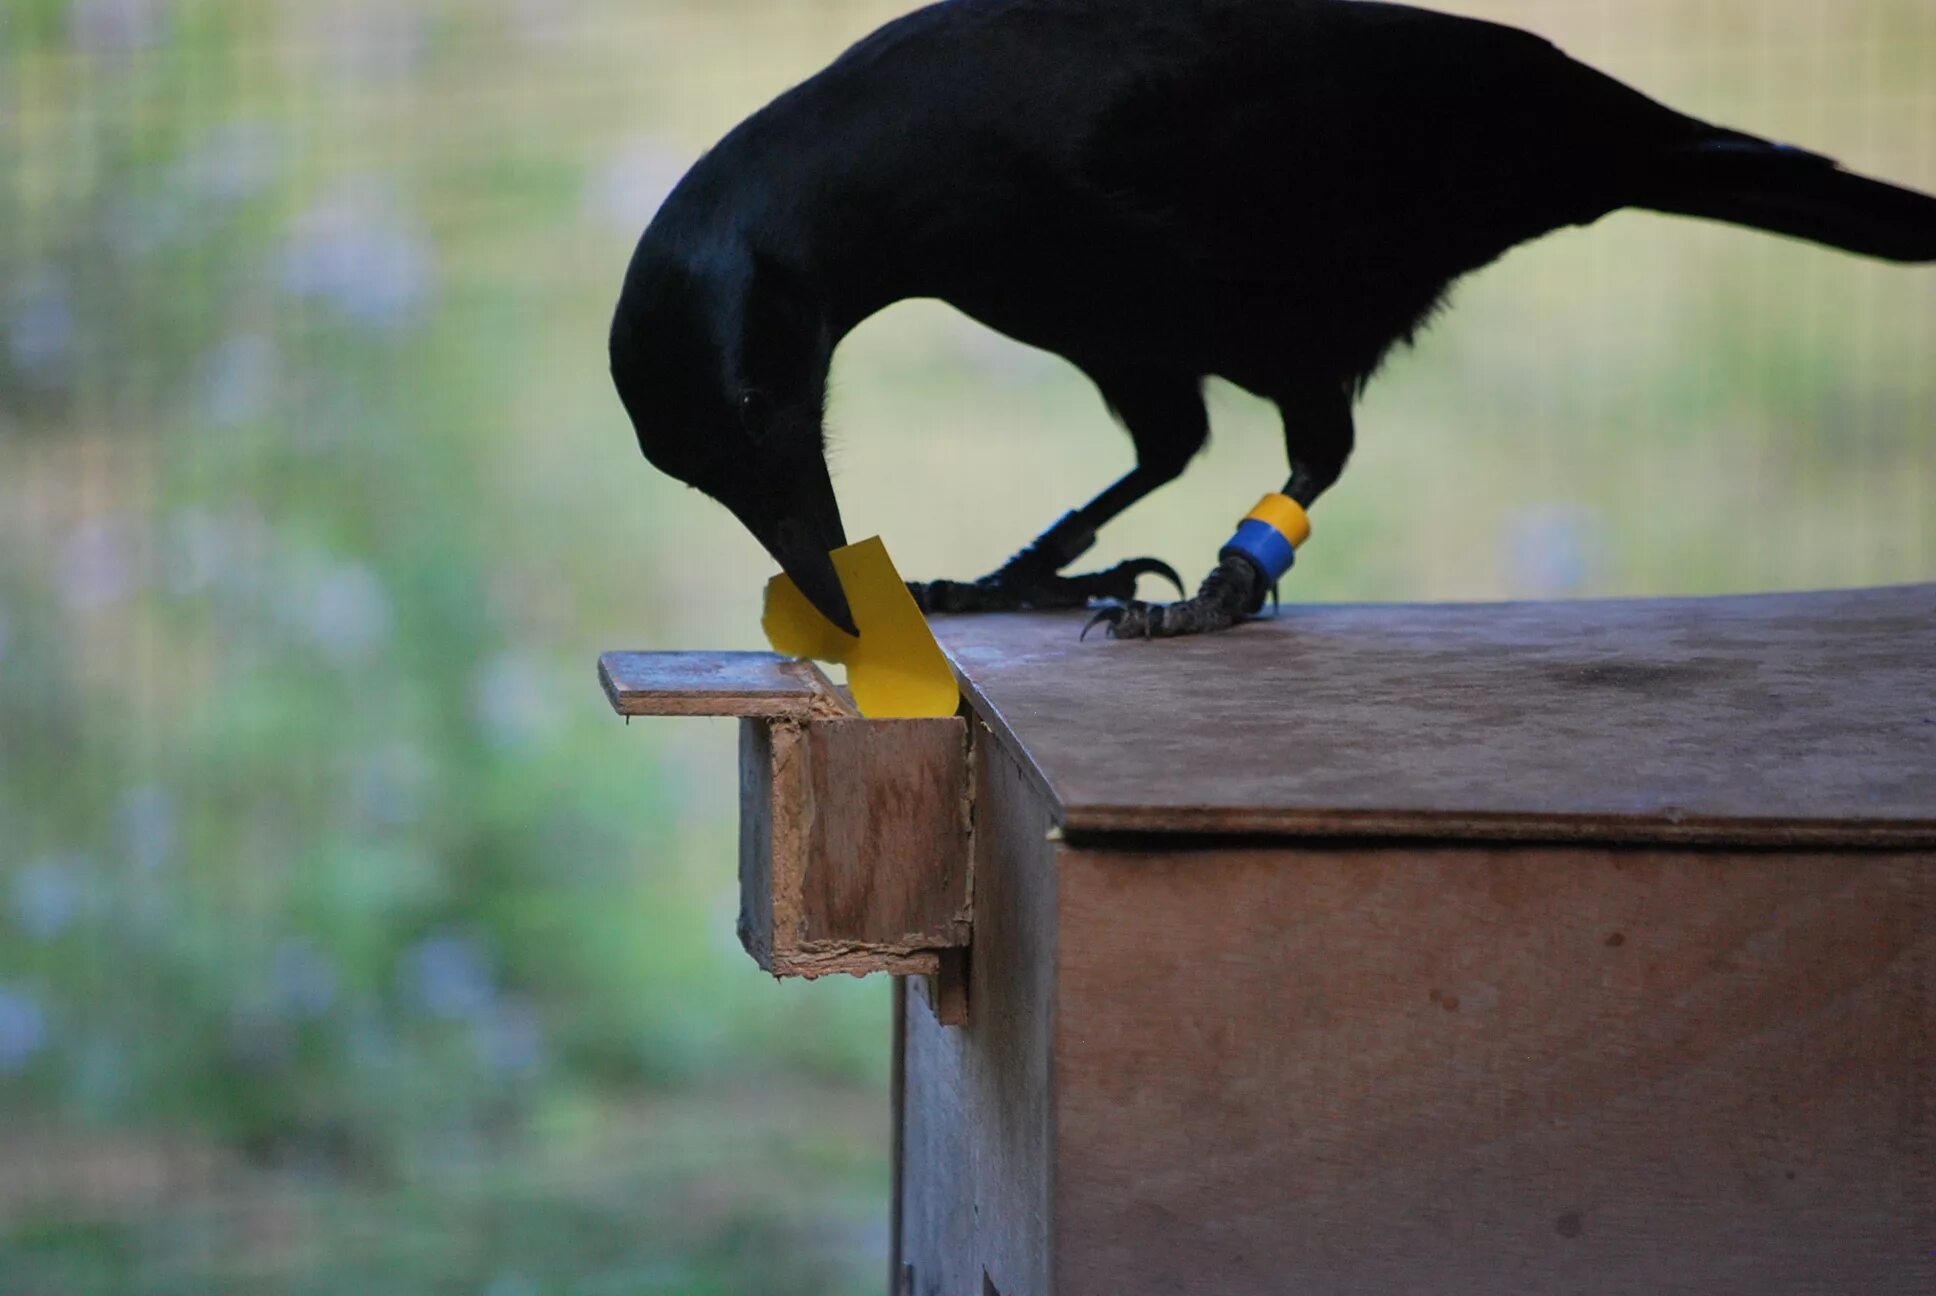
[599,651,971,978]
[604,584,1936,1296]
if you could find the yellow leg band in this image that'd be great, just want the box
[1244,494,1312,548]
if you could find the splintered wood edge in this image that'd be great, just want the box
[766,946,943,980]
[598,653,855,719]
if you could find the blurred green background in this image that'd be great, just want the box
[0,1,1929,1292]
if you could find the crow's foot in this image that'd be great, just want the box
[1082,553,1269,639]
[911,557,1182,614]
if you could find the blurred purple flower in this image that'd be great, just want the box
[59,520,134,612]
[401,932,498,1022]
[199,333,278,427]
[119,785,176,873]
[273,939,340,1020]
[68,0,169,54]
[12,858,84,942]
[282,558,393,663]
[0,987,48,1075]
[7,269,75,391]
[279,182,435,332]
[177,120,280,205]
[475,996,545,1076]
[1501,505,1605,596]
[587,137,692,233]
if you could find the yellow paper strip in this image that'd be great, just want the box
[762,537,960,719]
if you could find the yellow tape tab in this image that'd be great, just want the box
[1244,493,1312,548]
[762,537,960,720]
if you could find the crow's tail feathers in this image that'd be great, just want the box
[1637,136,1936,264]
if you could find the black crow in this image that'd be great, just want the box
[610,0,1936,638]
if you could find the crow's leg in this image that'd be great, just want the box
[908,483,1183,612]
[1089,381,1355,639]
[911,373,1208,613]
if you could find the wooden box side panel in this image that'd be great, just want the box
[803,718,970,949]
[1052,844,1935,1296]
[899,727,1057,1296]
[735,717,786,970]
[740,717,958,979]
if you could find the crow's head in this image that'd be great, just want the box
[610,231,855,635]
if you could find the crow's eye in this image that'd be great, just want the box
[738,389,773,434]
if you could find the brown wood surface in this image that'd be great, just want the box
[934,583,1936,846]
[1050,840,1935,1296]
[599,650,851,718]
[737,717,968,979]
[914,948,970,1028]
[898,728,1056,1296]
[802,719,972,951]
[734,717,791,973]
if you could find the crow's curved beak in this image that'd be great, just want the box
[735,460,857,637]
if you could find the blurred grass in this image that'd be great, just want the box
[0,1,1931,1292]
[0,1083,886,1295]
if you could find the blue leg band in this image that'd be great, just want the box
[1220,518,1297,584]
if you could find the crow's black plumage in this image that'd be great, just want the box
[610,0,1936,638]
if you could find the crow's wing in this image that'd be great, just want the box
[1070,1,1709,285]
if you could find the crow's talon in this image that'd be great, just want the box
[1062,556,1184,602]
[1091,596,1237,639]
[1111,600,1166,639]
[1079,606,1124,640]
[910,555,1181,614]
[1076,551,1267,640]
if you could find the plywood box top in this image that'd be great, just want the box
[932,583,1936,847]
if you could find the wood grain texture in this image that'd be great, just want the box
[737,717,969,979]
[914,948,970,1028]
[935,948,969,1028]
[803,720,972,951]
[735,717,793,973]
[600,650,851,718]
[1051,841,1936,1296]
[933,583,1936,846]
[899,728,1057,1296]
